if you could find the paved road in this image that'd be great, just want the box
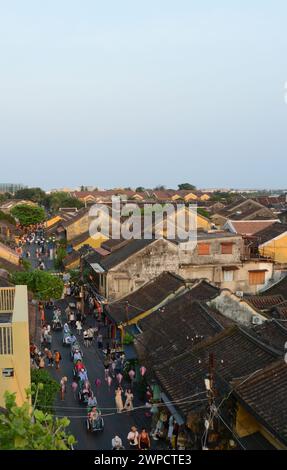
[45,301,163,450]
[24,237,166,450]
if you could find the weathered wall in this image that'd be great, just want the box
[106,239,180,300]
[66,213,90,241]
[208,290,266,326]
[0,242,19,265]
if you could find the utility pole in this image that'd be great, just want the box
[203,353,216,449]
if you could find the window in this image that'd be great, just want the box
[249,271,266,286]
[223,270,234,282]
[198,243,210,255]
[0,326,13,355]
[221,243,233,255]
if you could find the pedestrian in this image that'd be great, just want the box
[40,308,45,326]
[38,354,45,369]
[138,429,151,450]
[104,357,110,380]
[115,386,124,413]
[127,426,139,448]
[71,379,78,399]
[124,388,134,411]
[54,350,62,370]
[76,320,82,336]
[112,435,124,450]
[97,333,103,349]
[60,376,68,401]
[47,349,54,367]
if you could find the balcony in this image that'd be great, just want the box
[0,287,15,313]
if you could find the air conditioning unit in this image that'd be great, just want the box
[235,291,244,298]
[252,316,263,325]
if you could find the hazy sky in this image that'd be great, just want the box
[0,1,287,190]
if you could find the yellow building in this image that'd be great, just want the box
[257,223,287,263]
[0,286,30,407]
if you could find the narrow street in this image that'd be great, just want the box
[45,300,158,450]
[24,238,165,450]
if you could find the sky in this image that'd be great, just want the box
[0,1,287,190]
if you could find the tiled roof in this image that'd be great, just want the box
[69,231,90,247]
[135,295,231,370]
[256,222,287,245]
[263,276,287,300]
[154,326,279,417]
[228,220,276,236]
[187,279,220,301]
[251,320,287,354]
[245,295,285,310]
[232,360,287,447]
[61,208,89,228]
[97,238,158,270]
[107,271,186,324]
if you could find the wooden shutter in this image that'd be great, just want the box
[221,242,233,255]
[198,243,210,255]
[249,271,266,286]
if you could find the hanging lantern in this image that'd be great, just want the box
[95,378,101,388]
[116,373,123,384]
[140,366,147,377]
[129,369,135,380]
[107,376,112,387]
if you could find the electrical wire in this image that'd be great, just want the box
[52,398,209,419]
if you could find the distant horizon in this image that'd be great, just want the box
[1,182,287,193]
[1,2,287,188]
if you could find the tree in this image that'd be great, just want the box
[0,210,16,225]
[154,185,166,191]
[11,204,46,226]
[0,391,76,450]
[11,270,64,300]
[54,246,67,271]
[31,369,59,414]
[14,187,47,205]
[135,187,145,192]
[178,183,196,191]
[46,192,84,212]
[197,208,210,219]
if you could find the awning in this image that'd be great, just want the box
[222,266,240,271]
[160,392,185,425]
[90,263,105,273]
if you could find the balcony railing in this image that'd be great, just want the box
[0,287,15,313]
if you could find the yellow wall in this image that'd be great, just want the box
[197,214,211,230]
[259,233,287,263]
[0,286,30,407]
[74,235,108,251]
[0,242,19,265]
[235,403,286,450]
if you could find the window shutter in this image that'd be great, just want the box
[198,243,210,255]
[249,271,266,286]
[221,243,233,255]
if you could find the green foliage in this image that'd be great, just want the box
[11,204,46,226]
[14,187,47,205]
[197,207,210,219]
[0,210,16,225]
[31,369,59,414]
[0,193,12,203]
[68,269,80,283]
[54,246,67,271]
[46,192,84,212]
[20,259,32,271]
[178,183,196,190]
[11,270,64,300]
[135,186,145,192]
[123,332,134,345]
[0,391,76,450]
